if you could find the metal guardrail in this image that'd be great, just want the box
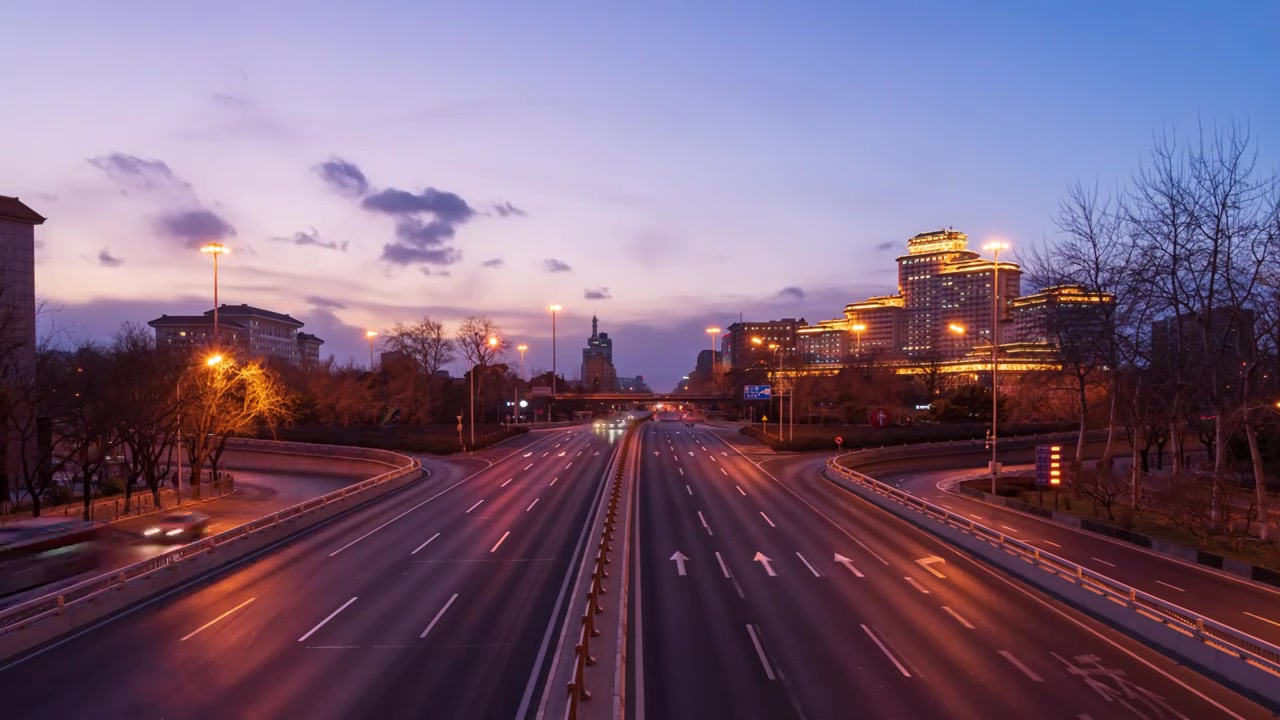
[826,457,1280,678]
[0,444,420,637]
[565,418,642,720]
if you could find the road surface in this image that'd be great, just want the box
[0,427,619,719]
[627,421,1271,719]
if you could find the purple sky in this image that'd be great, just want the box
[3,2,1277,391]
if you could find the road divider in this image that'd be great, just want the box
[0,441,423,664]
[824,457,1280,706]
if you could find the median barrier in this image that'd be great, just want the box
[823,459,1280,707]
[0,439,423,663]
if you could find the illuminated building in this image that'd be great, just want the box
[797,319,851,365]
[842,295,904,357]
[580,315,617,392]
[1009,285,1115,345]
[149,304,319,365]
[726,318,806,369]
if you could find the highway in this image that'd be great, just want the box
[626,421,1273,720]
[0,426,618,719]
[859,460,1280,651]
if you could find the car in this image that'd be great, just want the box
[142,511,211,542]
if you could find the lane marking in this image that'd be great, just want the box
[411,532,441,555]
[716,551,731,578]
[686,484,693,495]
[942,606,975,630]
[698,511,713,536]
[565,462,573,469]
[969,513,983,520]
[550,477,558,486]
[298,597,358,642]
[1001,525,1019,533]
[420,593,459,638]
[1091,557,1116,567]
[1042,540,1062,548]
[796,552,821,577]
[710,456,717,463]
[542,452,549,457]
[1244,611,1280,629]
[501,478,515,488]
[180,597,256,642]
[759,511,776,528]
[491,531,511,553]
[904,577,930,594]
[466,500,485,514]
[999,650,1043,682]
[861,624,911,677]
[526,498,540,512]
[720,468,728,476]
[678,467,684,476]
[1156,580,1185,592]
[525,463,534,470]
[736,485,746,496]
[745,625,777,680]
[577,451,582,457]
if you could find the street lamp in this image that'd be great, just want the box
[365,330,378,370]
[851,323,866,358]
[950,320,1001,495]
[547,305,562,396]
[516,344,528,381]
[470,336,499,446]
[982,240,1010,492]
[200,243,228,348]
[706,327,721,385]
[768,342,784,439]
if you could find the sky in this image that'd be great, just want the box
[2,1,1277,392]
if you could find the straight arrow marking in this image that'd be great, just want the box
[671,551,689,576]
[753,552,777,576]
[834,553,864,577]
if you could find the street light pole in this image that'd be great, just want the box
[851,323,866,360]
[470,336,498,447]
[365,330,378,370]
[548,305,561,395]
[517,344,528,382]
[983,240,1010,495]
[200,243,228,349]
[705,326,721,390]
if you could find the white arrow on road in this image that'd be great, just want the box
[753,552,777,577]
[721,452,728,457]
[524,452,533,458]
[654,451,661,456]
[916,556,947,579]
[671,551,689,576]
[688,451,695,456]
[834,553,865,577]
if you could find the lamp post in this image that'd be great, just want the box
[200,243,228,348]
[982,240,1010,492]
[851,323,866,359]
[949,320,1002,495]
[769,342,782,439]
[547,305,561,395]
[706,326,721,390]
[365,330,378,370]
[470,336,498,446]
[517,344,528,381]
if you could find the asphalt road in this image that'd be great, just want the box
[863,460,1280,651]
[627,421,1273,720]
[0,426,619,720]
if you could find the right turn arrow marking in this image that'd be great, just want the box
[834,553,865,578]
[916,556,947,579]
[753,552,777,577]
[671,551,689,576]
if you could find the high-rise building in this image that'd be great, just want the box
[0,196,43,494]
[726,318,806,369]
[797,319,851,365]
[842,295,905,358]
[616,375,650,393]
[149,304,322,366]
[1009,285,1114,346]
[580,315,617,391]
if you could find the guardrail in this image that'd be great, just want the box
[826,457,1280,680]
[0,442,420,637]
[565,418,641,720]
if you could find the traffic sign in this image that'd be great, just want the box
[531,386,552,396]
[869,407,891,428]
[835,436,844,447]
[744,385,772,400]
[1035,445,1062,486]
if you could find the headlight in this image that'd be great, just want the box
[143,528,161,536]
[165,528,184,536]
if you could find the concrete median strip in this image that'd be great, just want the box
[0,440,425,665]
[823,460,1280,706]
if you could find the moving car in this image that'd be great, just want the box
[142,511,210,542]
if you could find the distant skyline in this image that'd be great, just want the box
[2,2,1277,391]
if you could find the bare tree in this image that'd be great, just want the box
[456,317,506,440]
[385,317,455,376]
[110,323,183,511]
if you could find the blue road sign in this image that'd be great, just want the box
[1035,444,1062,486]
[744,385,772,400]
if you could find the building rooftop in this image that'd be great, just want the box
[297,332,325,345]
[148,315,246,330]
[0,195,46,225]
[204,303,304,327]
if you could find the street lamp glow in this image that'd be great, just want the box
[751,336,763,346]
[365,330,378,339]
[949,323,966,334]
[850,323,866,332]
[199,243,228,256]
[516,344,528,352]
[205,354,224,366]
[982,240,1010,253]
[488,336,498,347]
[547,304,562,312]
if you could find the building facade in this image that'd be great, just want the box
[1009,285,1115,345]
[797,319,851,365]
[0,196,43,497]
[149,304,321,366]
[726,318,806,370]
[842,295,904,358]
[580,315,617,391]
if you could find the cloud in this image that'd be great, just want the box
[544,258,572,273]
[362,188,474,223]
[306,296,346,310]
[875,241,894,251]
[313,157,369,198]
[88,153,192,194]
[382,243,462,266]
[480,257,504,268]
[584,287,611,300]
[420,268,452,277]
[777,286,805,301]
[97,249,125,268]
[492,201,526,217]
[270,228,348,251]
[156,209,237,247]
